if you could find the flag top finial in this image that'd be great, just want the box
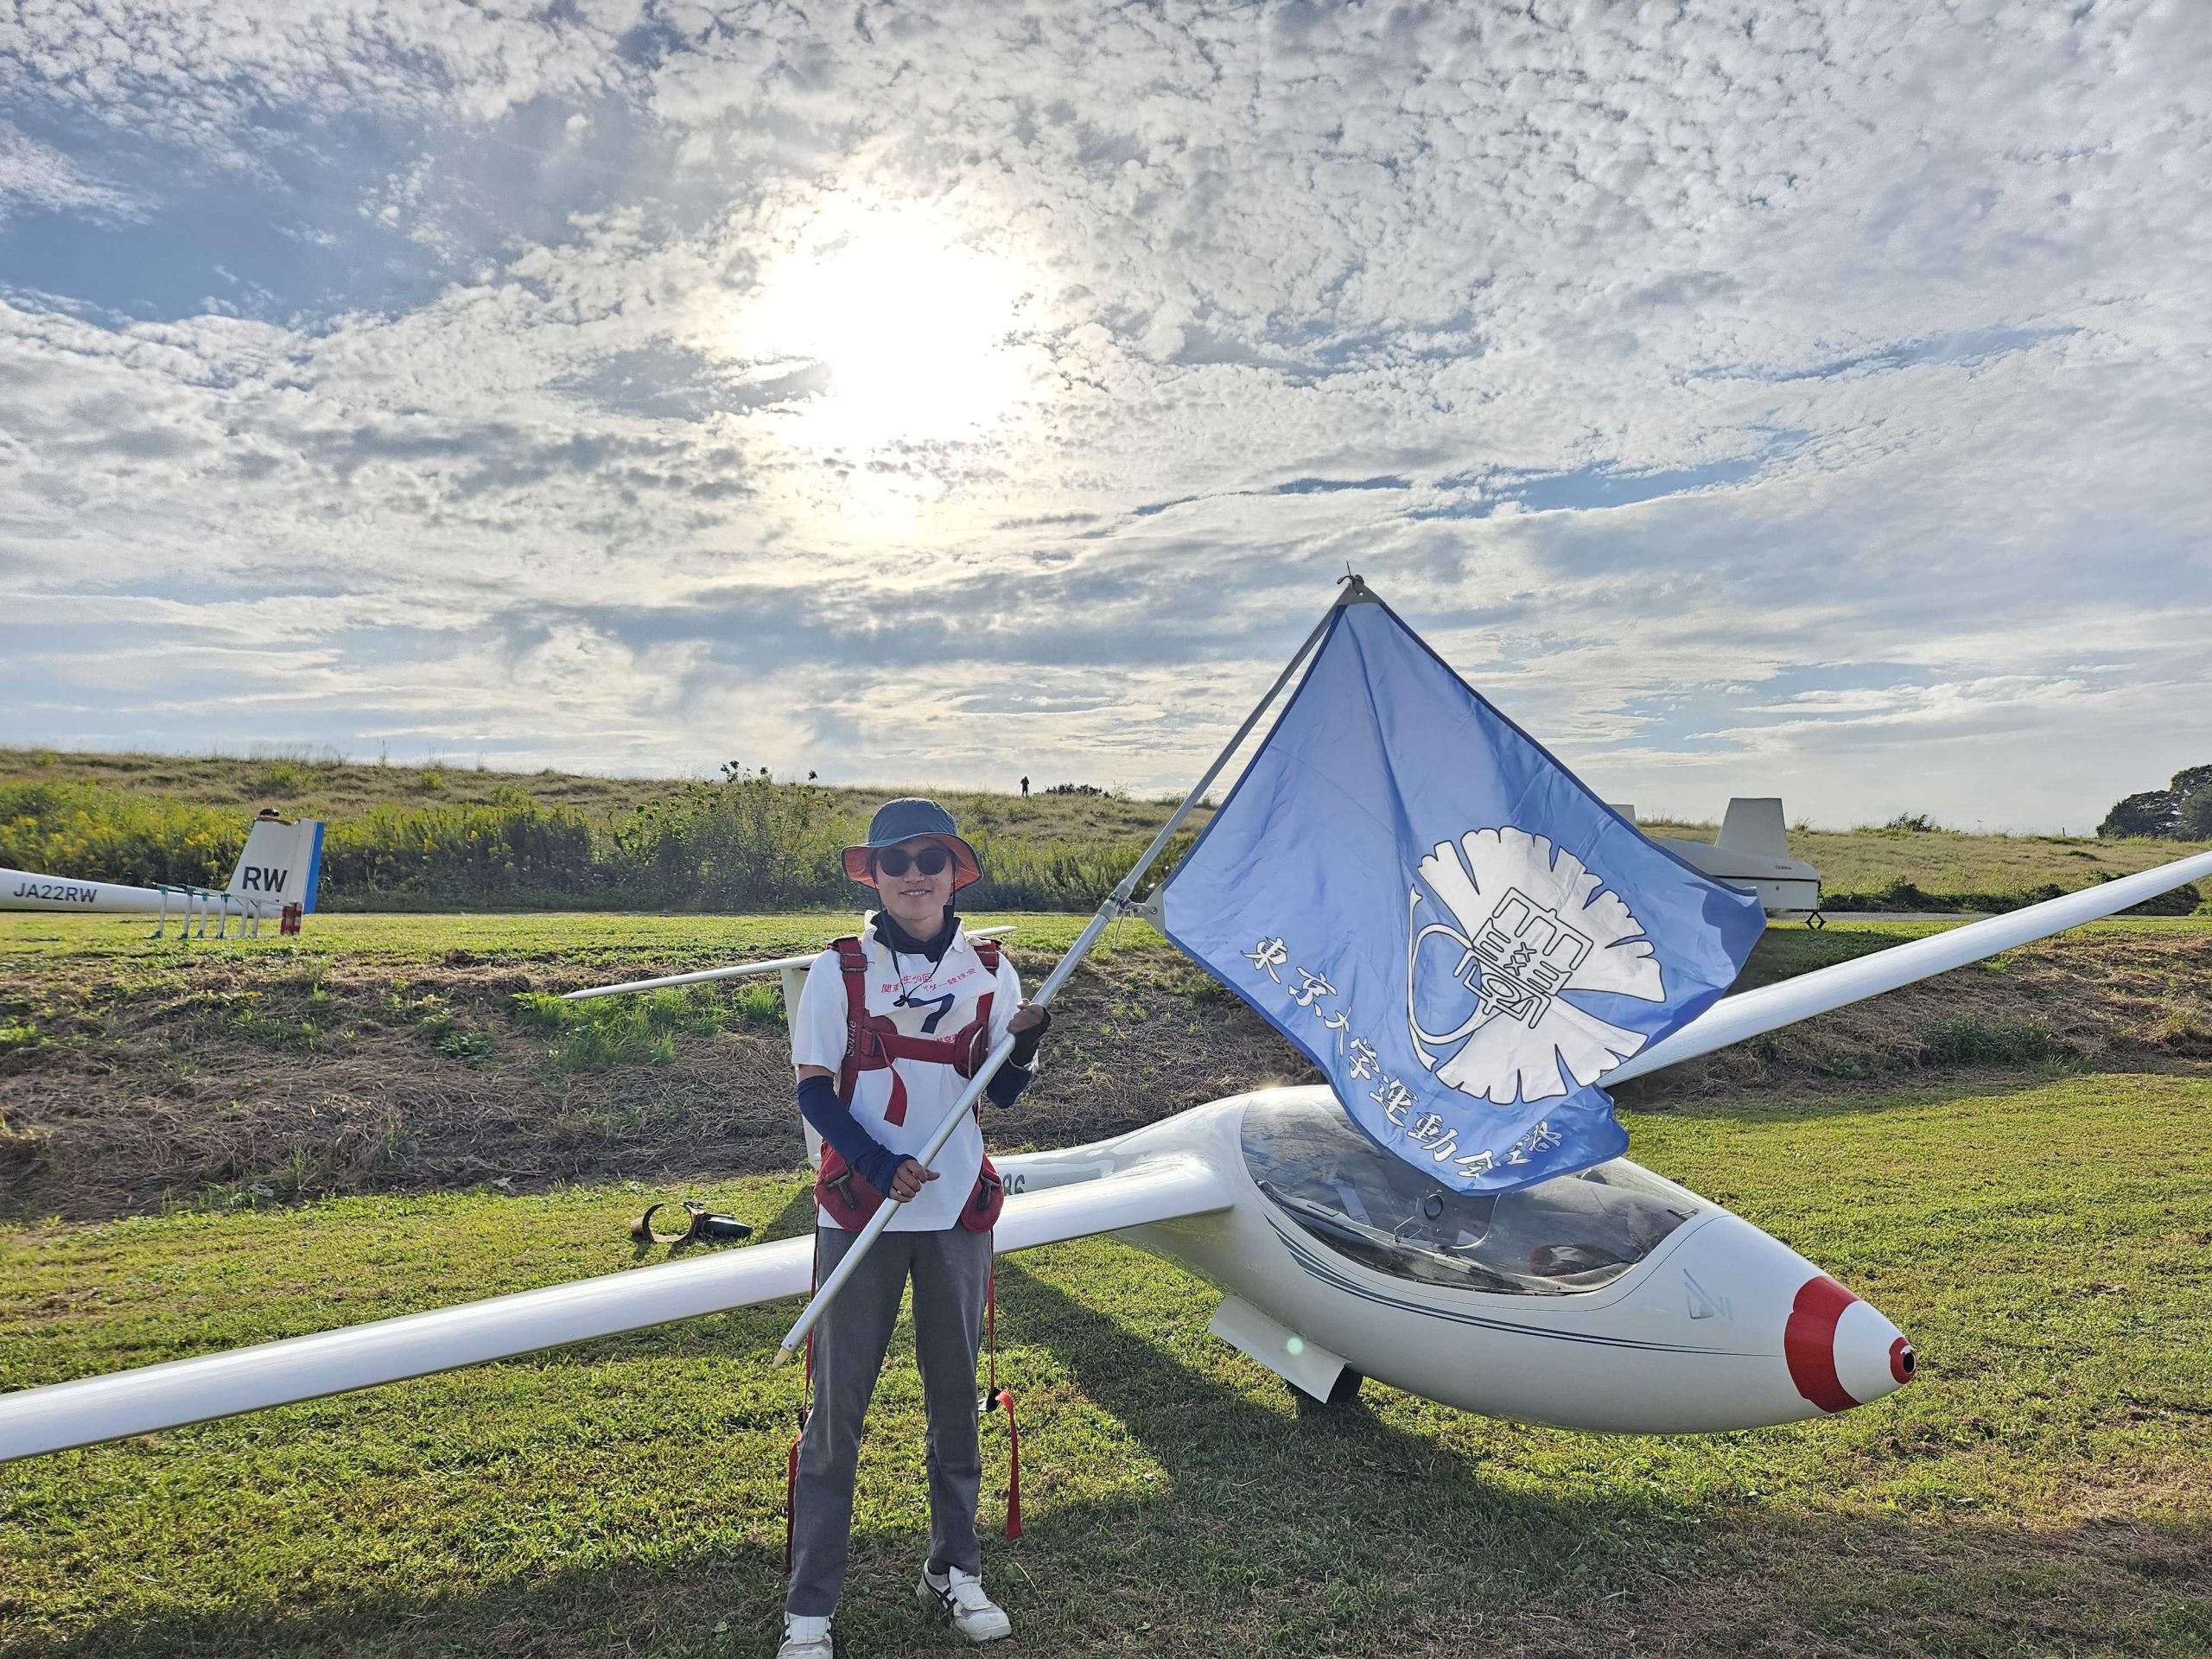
[1335,570,1381,607]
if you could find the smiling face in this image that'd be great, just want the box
[870,836,956,935]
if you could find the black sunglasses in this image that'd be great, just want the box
[874,845,951,878]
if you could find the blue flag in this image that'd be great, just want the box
[1159,593,1764,1192]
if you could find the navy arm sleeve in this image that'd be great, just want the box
[798,1073,904,1192]
[985,1060,1032,1109]
[984,1009,1049,1108]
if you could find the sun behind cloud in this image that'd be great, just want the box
[730,195,1044,456]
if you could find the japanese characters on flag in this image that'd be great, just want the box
[1158,594,1765,1193]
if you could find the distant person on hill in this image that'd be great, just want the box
[779,798,1050,1658]
[1019,775,1028,796]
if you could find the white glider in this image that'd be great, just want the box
[1,811,326,938]
[2,847,2205,1459]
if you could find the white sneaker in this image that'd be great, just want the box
[778,1612,834,1658]
[918,1565,1013,1643]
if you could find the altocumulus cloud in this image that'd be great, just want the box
[1,0,2209,830]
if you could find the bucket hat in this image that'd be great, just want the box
[841,797,982,889]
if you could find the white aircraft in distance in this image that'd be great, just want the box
[1611,798,1827,925]
[2,847,2208,1462]
[0,810,326,938]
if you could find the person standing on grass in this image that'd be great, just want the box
[780,798,1050,1659]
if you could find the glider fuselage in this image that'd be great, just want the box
[1005,1088,1912,1433]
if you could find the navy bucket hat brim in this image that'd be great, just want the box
[841,797,982,890]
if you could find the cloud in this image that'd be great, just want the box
[0,119,142,222]
[1,2,2209,830]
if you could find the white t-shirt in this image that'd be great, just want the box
[791,913,1023,1232]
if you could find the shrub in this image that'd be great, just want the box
[0,779,244,887]
[324,795,600,903]
[2101,789,2177,840]
[2098,765,2212,840]
[546,999,678,1071]
[2179,791,2212,840]
[0,774,1190,913]
[604,767,854,909]
[510,992,570,1030]
[253,760,313,796]
[439,1031,492,1061]
[2118,880,2201,918]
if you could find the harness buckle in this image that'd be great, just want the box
[972,1168,1002,1214]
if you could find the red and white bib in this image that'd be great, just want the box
[790,916,1021,1231]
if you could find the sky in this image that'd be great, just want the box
[2,1,2207,833]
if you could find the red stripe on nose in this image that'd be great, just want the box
[1784,1275,1860,1414]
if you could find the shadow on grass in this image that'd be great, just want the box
[753,1181,819,1244]
[8,1254,2209,1659]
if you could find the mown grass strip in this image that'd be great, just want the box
[3,1071,2207,1656]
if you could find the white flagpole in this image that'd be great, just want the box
[772,578,1368,1363]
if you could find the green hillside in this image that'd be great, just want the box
[1,747,2204,914]
[1638,817,2212,912]
[0,747,1185,842]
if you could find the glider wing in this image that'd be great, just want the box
[1617,848,2212,1084]
[0,1160,1230,1464]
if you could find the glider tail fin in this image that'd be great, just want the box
[1714,798,1790,860]
[226,816,327,914]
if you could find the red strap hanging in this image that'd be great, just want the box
[982,1255,1021,1540]
[783,1438,801,1573]
[1002,1396,1021,1538]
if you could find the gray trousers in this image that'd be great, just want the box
[785,1224,993,1618]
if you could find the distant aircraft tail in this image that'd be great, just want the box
[1714,798,1790,860]
[226,815,327,913]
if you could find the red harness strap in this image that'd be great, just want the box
[982,1260,1021,1539]
[814,933,1007,1234]
[835,936,999,1126]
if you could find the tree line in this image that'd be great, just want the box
[2099,765,2212,840]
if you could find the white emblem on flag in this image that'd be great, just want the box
[1406,826,1666,1103]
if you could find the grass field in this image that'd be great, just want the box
[21,907,2211,1227]
[2,911,2210,1653]
[1633,818,2212,911]
[2,1067,2208,1656]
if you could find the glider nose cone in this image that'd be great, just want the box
[1785,1275,1915,1414]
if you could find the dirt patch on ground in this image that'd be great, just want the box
[1613,926,2212,1113]
[3,928,2209,1223]
[0,947,1312,1221]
